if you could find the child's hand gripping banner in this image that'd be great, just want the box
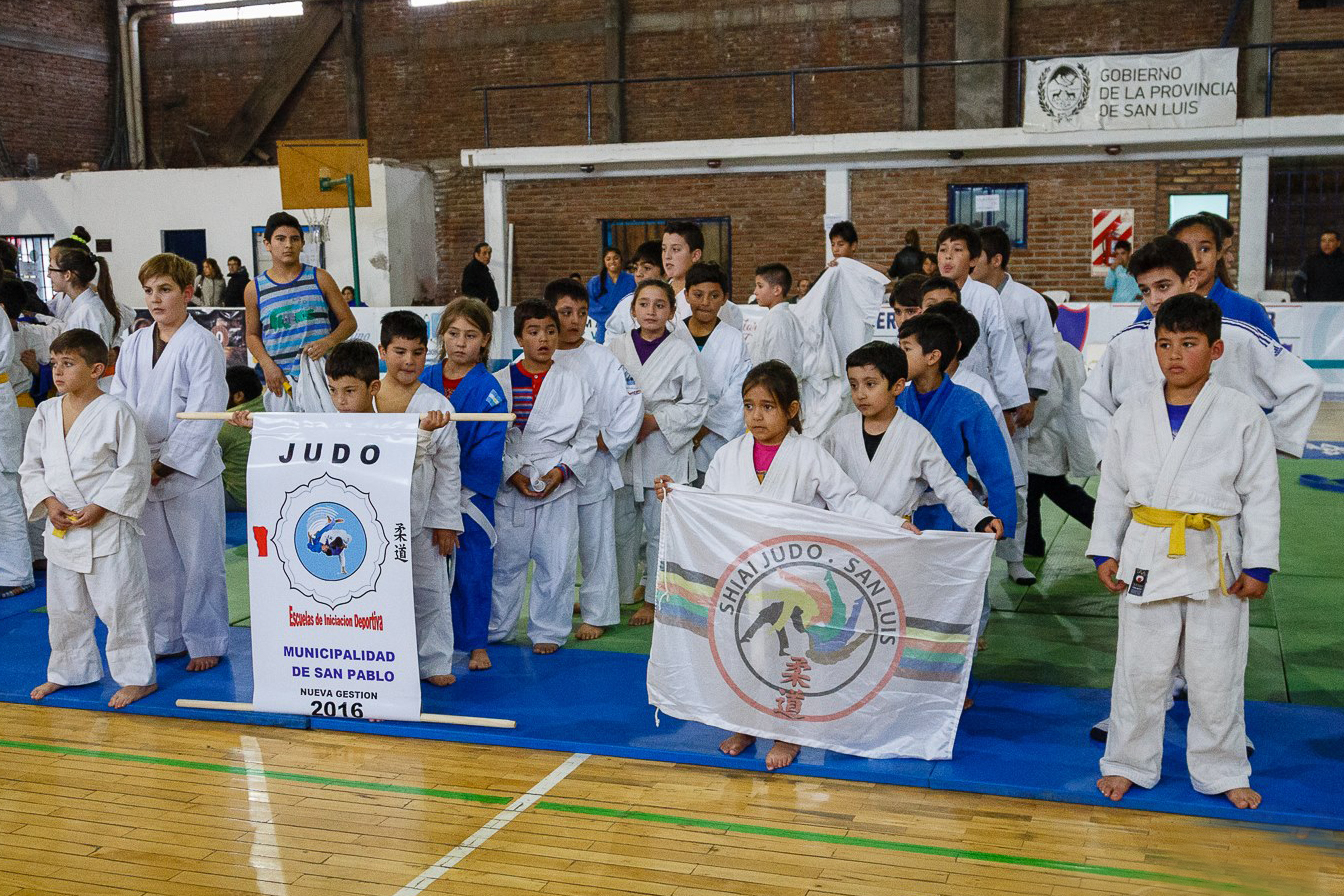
[649,487,994,760]
[247,413,422,721]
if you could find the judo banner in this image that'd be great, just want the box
[1024,48,1237,132]
[247,414,422,721]
[649,489,995,760]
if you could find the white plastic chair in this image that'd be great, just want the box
[1257,289,1291,304]
[1042,289,1071,303]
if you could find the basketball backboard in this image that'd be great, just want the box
[277,139,372,209]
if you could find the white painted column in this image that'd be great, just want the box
[1238,155,1270,297]
[481,170,515,357]
[823,168,851,259]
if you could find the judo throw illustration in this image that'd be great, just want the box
[272,474,389,609]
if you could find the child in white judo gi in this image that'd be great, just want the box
[376,313,465,685]
[111,253,228,672]
[655,360,910,771]
[491,300,599,653]
[821,340,1001,537]
[549,279,642,640]
[747,263,804,370]
[21,328,156,708]
[887,274,927,330]
[609,280,708,626]
[1088,293,1278,811]
[662,221,743,330]
[675,262,750,482]
[0,302,36,597]
[234,337,463,684]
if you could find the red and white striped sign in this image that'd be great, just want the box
[1091,208,1133,277]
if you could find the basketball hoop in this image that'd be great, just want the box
[300,207,333,244]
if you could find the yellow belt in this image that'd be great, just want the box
[16,394,34,408]
[1132,505,1228,593]
[0,373,7,384]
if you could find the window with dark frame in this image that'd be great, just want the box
[599,217,732,284]
[947,184,1028,247]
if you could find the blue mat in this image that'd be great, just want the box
[2,608,1342,831]
[225,510,248,548]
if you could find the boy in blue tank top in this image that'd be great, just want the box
[243,212,356,399]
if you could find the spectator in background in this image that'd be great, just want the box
[587,245,636,343]
[887,228,926,279]
[922,253,938,276]
[1293,228,1344,302]
[795,276,812,298]
[195,258,225,307]
[1104,240,1140,302]
[341,285,365,307]
[221,256,250,307]
[219,366,264,512]
[461,242,499,310]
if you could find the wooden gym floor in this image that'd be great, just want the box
[1,703,1340,896]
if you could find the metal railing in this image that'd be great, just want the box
[472,40,1344,148]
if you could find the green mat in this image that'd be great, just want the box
[223,458,1344,705]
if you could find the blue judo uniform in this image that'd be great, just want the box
[896,376,1018,535]
[1134,279,1277,340]
[422,362,507,652]
[898,375,1018,642]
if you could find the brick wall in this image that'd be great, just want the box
[1270,0,1344,116]
[0,0,112,176]
[503,171,825,304]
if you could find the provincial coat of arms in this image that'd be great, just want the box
[1037,63,1091,123]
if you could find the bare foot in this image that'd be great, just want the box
[185,655,221,672]
[573,602,581,615]
[533,642,559,655]
[575,623,604,640]
[963,696,974,710]
[423,673,456,686]
[468,649,492,671]
[109,683,157,709]
[632,584,645,604]
[976,637,987,651]
[30,681,63,700]
[630,602,655,626]
[765,740,801,770]
[1097,775,1134,802]
[1225,787,1261,809]
[719,732,756,756]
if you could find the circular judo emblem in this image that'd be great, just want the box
[708,536,905,723]
[294,503,368,581]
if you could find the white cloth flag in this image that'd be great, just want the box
[248,414,422,722]
[649,488,994,760]
[791,258,889,438]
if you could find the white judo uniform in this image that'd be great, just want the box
[1081,318,1322,461]
[1086,380,1279,795]
[0,314,34,590]
[746,302,805,370]
[399,385,465,678]
[986,274,1056,563]
[61,288,117,347]
[609,332,708,600]
[491,361,599,646]
[603,289,744,341]
[19,395,155,688]
[821,411,990,530]
[950,368,1026,490]
[958,278,1030,411]
[674,321,750,474]
[554,340,643,628]
[110,316,229,659]
[701,430,906,526]
[1028,334,1096,478]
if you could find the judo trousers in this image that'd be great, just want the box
[449,494,495,653]
[489,491,579,647]
[46,547,155,688]
[140,477,229,658]
[411,527,454,678]
[577,490,620,627]
[1101,589,1251,795]
[0,472,34,589]
[994,430,1029,564]
[614,485,660,602]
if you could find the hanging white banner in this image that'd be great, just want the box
[648,488,994,760]
[247,413,422,722]
[1024,48,1238,132]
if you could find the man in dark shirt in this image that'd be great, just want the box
[221,256,251,307]
[1293,229,1344,302]
[461,242,499,310]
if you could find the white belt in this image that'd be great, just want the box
[461,488,497,546]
